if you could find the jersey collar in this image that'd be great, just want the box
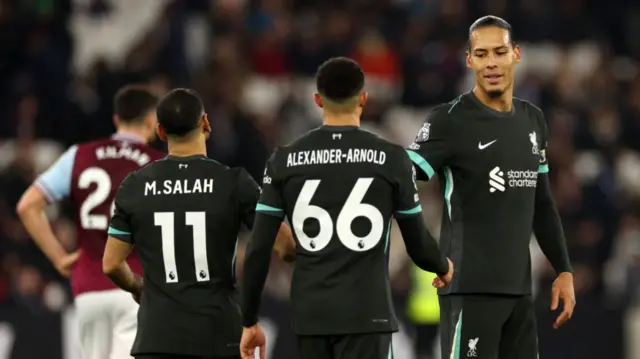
[467,91,515,117]
[165,154,209,161]
[112,132,145,143]
[320,125,359,131]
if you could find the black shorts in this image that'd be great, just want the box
[439,294,538,359]
[134,355,239,359]
[297,333,392,359]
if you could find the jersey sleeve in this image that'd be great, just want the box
[236,167,262,229]
[255,150,285,219]
[34,145,78,202]
[393,149,422,218]
[108,173,137,243]
[406,108,452,180]
[537,112,550,174]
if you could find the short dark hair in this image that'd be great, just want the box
[316,57,365,104]
[156,88,205,137]
[114,85,159,123]
[468,15,514,50]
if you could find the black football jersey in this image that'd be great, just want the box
[407,92,550,295]
[108,155,260,356]
[256,125,423,335]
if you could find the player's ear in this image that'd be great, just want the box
[201,114,211,134]
[359,92,367,108]
[156,124,168,142]
[113,115,120,129]
[465,51,472,69]
[313,93,323,109]
[513,44,521,64]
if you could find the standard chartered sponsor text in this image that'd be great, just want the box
[506,169,537,188]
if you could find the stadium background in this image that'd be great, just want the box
[0,0,639,358]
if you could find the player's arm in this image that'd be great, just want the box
[16,145,80,277]
[533,176,572,274]
[393,150,450,277]
[531,113,575,329]
[237,161,296,262]
[241,213,282,327]
[397,217,450,275]
[273,223,295,262]
[406,107,453,181]
[531,120,572,275]
[103,237,141,295]
[102,174,143,299]
[241,152,289,327]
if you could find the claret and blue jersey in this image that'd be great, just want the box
[34,133,164,296]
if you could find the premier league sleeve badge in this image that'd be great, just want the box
[415,122,431,143]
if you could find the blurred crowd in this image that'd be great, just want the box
[2,0,640,357]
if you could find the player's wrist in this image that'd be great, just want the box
[434,257,450,277]
[242,309,260,328]
[242,319,258,328]
[129,274,143,293]
[51,248,70,264]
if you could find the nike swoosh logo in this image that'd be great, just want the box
[478,140,497,150]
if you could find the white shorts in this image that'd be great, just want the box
[75,289,138,359]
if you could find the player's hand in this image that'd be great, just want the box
[432,258,454,288]
[240,324,266,359]
[54,250,81,277]
[551,272,576,329]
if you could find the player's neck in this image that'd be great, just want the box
[167,140,207,158]
[472,86,513,113]
[322,113,361,127]
[115,127,148,143]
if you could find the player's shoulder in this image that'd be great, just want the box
[356,127,407,155]
[200,161,258,194]
[277,128,319,151]
[57,143,80,159]
[129,156,166,181]
[426,101,457,121]
[268,130,312,161]
[113,168,141,196]
[514,97,547,133]
[409,98,463,145]
[69,138,113,166]
[73,137,112,153]
[265,144,289,168]
[514,97,544,119]
[422,95,473,125]
[226,165,254,183]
